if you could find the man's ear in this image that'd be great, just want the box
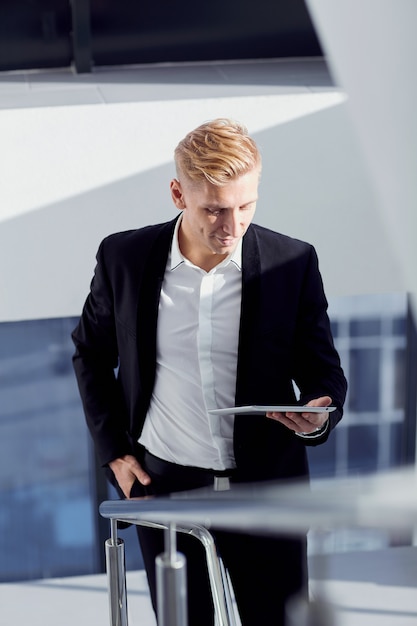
[170,179,186,210]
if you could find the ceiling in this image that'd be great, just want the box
[0,0,322,73]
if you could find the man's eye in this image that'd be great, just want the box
[207,209,222,216]
[240,203,255,211]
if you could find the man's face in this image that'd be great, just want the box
[170,167,260,269]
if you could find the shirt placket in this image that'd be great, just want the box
[198,271,216,409]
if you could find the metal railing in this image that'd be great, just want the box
[100,467,417,626]
[103,512,237,626]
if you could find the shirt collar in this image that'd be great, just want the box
[170,214,242,271]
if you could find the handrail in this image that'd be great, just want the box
[100,467,417,626]
[100,466,417,535]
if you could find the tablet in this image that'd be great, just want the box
[208,405,336,416]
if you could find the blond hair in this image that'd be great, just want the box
[174,118,261,186]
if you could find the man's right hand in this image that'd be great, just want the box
[109,454,151,499]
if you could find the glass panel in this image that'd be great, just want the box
[306,432,336,480]
[348,347,380,412]
[392,316,407,336]
[349,318,381,337]
[308,293,413,554]
[0,292,413,579]
[309,292,411,480]
[0,317,96,581]
[347,425,378,474]
[389,422,403,467]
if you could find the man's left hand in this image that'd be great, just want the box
[266,396,332,434]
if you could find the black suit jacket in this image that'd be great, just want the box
[72,218,347,483]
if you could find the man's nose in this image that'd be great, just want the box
[222,211,241,236]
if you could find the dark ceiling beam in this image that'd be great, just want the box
[70,0,92,73]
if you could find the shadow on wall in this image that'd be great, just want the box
[0,102,404,322]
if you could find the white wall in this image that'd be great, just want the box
[306,0,417,317]
[0,81,405,322]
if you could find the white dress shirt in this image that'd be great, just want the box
[139,216,242,470]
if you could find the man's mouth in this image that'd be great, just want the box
[216,236,236,246]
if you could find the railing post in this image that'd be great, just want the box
[156,523,188,626]
[105,519,128,626]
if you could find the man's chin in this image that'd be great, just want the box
[211,247,233,258]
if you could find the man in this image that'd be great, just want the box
[72,118,347,626]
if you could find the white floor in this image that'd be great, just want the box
[0,570,156,626]
[1,546,416,626]
[309,546,417,626]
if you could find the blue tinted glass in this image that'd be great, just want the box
[392,316,406,336]
[350,318,381,337]
[348,348,380,411]
[389,422,403,466]
[0,317,96,581]
[307,432,336,479]
[348,425,378,473]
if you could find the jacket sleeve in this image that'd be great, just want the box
[71,238,134,466]
[291,245,347,445]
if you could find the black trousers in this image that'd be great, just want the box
[130,451,308,626]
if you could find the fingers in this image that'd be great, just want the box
[304,395,332,410]
[109,454,152,498]
[266,396,332,433]
[135,465,152,487]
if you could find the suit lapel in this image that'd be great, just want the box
[236,225,261,403]
[136,219,178,401]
